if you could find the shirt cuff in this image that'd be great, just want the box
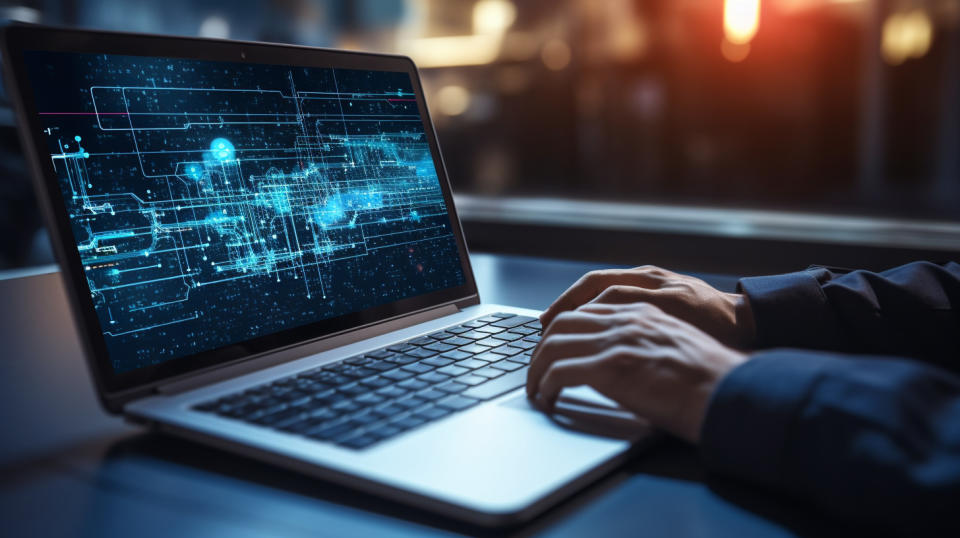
[699,350,831,486]
[738,271,844,350]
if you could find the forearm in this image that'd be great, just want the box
[699,350,960,535]
[738,262,960,363]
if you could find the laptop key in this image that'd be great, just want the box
[422,342,456,353]
[454,374,489,386]
[405,347,438,359]
[360,377,391,389]
[475,351,507,362]
[473,366,506,379]
[355,393,386,406]
[385,354,419,365]
[365,349,394,359]
[440,349,472,360]
[459,330,488,340]
[460,367,529,401]
[457,358,490,370]
[307,407,340,421]
[367,424,403,440]
[414,405,452,421]
[418,371,449,384]
[474,337,504,348]
[381,369,415,381]
[514,340,537,350]
[436,381,468,394]
[491,312,516,318]
[338,383,368,397]
[437,364,469,376]
[475,325,505,335]
[490,331,522,342]
[332,400,362,413]
[458,344,489,355]
[391,415,426,430]
[490,345,524,357]
[461,320,487,329]
[376,386,408,399]
[446,325,470,334]
[352,412,380,426]
[477,316,502,324]
[364,360,396,372]
[491,315,536,328]
[416,388,447,401]
[429,330,455,340]
[490,359,524,372]
[395,396,427,410]
[525,320,543,330]
[397,378,429,391]
[387,343,416,353]
[308,420,357,440]
[338,434,380,450]
[402,362,435,374]
[508,355,531,366]
[437,395,480,411]
[441,336,472,347]
[421,356,454,368]
[507,326,537,336]
[372,404,406,418]
[524,335,542,343]
[409,336,434,346]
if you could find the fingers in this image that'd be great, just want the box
[535,356,600,412]
[526,328,618,397]
[539,267,670,329]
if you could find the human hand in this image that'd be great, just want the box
[539,266,756,349]
[526,302,747,443]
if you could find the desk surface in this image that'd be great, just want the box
[0,254,832,537]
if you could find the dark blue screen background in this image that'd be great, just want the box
[25,51,465,373]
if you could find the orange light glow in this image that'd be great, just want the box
[724,0,761,45]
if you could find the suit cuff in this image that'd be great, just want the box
[738,271,843,349]
[699,350,830,486]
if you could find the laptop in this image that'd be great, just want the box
[1,24,646,525]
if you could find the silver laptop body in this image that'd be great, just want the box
[1,25,645,525]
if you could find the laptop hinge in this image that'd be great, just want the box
[155,303,462,396]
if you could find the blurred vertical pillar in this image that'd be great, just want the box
[933,22,960,210]
[858,0,887,202]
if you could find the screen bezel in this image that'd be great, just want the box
[1,24,479,411]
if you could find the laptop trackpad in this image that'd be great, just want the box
[501,387,653,441]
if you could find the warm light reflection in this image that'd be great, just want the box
[541,39,572,71]
[436,85,472,116]
[473,0,517,35]
[399,35,501,68]
[882,9,934,66]
[724,0,761,44]
[721,38,751,63]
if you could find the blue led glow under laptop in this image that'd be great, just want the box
[1,24,645,524]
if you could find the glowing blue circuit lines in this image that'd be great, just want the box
[26,51,465,373]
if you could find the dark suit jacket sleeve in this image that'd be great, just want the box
[737,261,960,364]
[700,350,960,535]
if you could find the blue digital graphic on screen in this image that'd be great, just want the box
[25,51,465,374]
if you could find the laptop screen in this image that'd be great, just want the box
[23,50,467,375]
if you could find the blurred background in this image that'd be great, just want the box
[2,0,959,275]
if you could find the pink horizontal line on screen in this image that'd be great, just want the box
[38,112,129,115]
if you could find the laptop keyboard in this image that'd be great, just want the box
[193,313,541,450]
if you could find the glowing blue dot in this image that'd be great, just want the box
[74,136,81,142]
[185,164,203,180]
[83,152,90,158]
[210,137,235,161]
